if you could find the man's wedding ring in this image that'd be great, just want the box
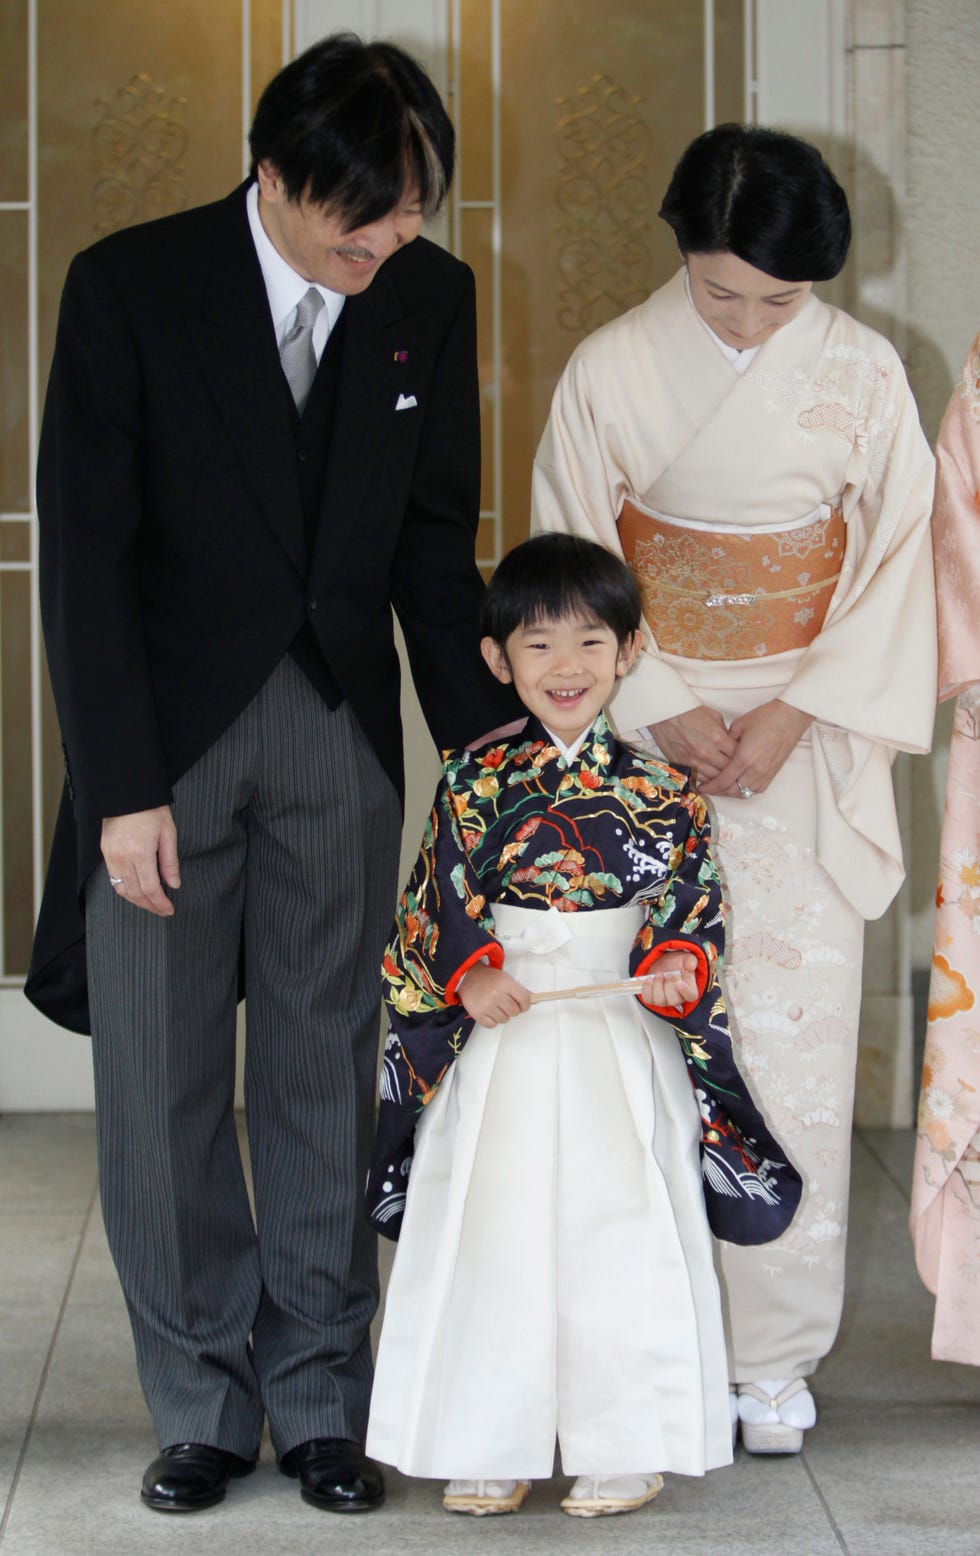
[109,875,124,886]
[735,781,755,799]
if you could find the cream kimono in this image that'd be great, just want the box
[533,268,936,1380]
[911,331,980,1367]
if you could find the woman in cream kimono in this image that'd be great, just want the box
[911,331,980,1367]
[533,124,936,1452]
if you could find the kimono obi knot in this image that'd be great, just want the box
[617,497,845,660]
[494,902,645,973]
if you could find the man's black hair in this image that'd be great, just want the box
[481,534,642,648]
[659,123,851,282]
[248,33,454,227]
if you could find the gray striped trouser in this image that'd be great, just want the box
[85,655,401,1458]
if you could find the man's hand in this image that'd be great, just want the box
[458,962,531,1028]
[648,705,738,784]
[707,699,812,798]
[101,806,180,916]
[640,949,700,1013]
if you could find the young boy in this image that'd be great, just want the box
[366,535,800,1516]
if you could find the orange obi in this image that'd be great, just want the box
[617,498,845,660]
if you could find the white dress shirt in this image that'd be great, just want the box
[246,182,345,363]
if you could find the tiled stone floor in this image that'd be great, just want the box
[0,1115,976,1555]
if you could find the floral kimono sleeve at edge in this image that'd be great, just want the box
[383,761,503,1021]
[628,782,725,1020]
[622,775,804,1246]
[369,758,500,1236]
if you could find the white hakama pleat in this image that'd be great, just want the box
[366,903,732,1480]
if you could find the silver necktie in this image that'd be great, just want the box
[280,287,325,414]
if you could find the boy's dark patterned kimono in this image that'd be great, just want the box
[368,713,802,1245]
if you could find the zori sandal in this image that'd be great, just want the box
[442,1479,530,1515]
[737,1378,816,1454]
[560,1472,663,1517]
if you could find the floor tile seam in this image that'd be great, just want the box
[800,1449,852,1555]
[854,1127,912,1204]
[0,1179,100,1550]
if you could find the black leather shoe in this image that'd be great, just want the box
[279,1437,384,1512]
[141,1443,256,1512]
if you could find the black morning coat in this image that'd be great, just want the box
[26,182,515,1033]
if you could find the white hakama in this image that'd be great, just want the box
[367,903,732,1480]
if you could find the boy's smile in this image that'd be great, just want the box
[481,614,641,745]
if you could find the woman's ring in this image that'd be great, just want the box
[108,875,124,886]
[736,781,755,799]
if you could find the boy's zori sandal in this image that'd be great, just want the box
[560,1473,664,1517]
[442,1479,530,1515]
[737,1378,816,1454]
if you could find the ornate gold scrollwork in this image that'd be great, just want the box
[92,74,188,234]
[555,74,653,335]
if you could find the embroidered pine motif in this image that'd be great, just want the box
[797,402,863,444]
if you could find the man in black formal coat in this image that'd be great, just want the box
[26,34,512,1515]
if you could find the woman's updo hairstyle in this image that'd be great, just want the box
[659,123,851,282]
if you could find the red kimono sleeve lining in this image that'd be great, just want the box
[445,940,505,1005]
[634,938,708,1020]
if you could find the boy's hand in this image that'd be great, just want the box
[640,949,700,1013]
[458,963,531,1028]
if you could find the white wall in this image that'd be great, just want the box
[905,0,980,969]
[906,0,980,443]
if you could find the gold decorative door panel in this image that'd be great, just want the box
[449,0,745,567]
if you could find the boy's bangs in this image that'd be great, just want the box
[481,534,641,647]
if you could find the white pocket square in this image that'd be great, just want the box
[395,393,418,411]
